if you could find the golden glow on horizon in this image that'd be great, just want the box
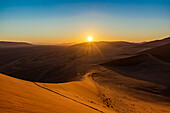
[87,36,93,42]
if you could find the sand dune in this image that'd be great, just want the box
[38,66,170,113]
[88,66,170,113]
[0,73,113,113]
[101,42,170,87]
[139,43,170,62]
[0,41,138,83]
[1,67,170,113]
[0,38,170,113]
[101,54,170,86]
[134,36,170,48]
[0,41,33,48]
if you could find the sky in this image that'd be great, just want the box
[0,0,170,44]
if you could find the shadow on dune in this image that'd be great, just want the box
[0,41,138,83]
[100,54,170,97]
[100,66,170,97]
[0,58,88,83]
[139,43,170,63]
[0,45,89,83]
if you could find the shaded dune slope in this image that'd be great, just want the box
[101,54,150,66]
[101,43,170,88]
[0,45,88,83]
[134,37,170,48]
[0,41,137,83]
[139,43,170,63]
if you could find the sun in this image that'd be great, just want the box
[87,36,93,42]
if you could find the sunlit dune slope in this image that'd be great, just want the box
[0,73,113,113]
[39,67,170,113]
[1,69,170,113]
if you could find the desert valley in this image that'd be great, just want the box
[0,37,170,113]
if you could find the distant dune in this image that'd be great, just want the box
[101,42,170,87]
[0,38,170,83]
[101,40,170,67]
[101,54,149,66]
[0,41,138,83]
[73,41,137,48]
[0,41,33,48]
[134,36,170,48]
[139,43,170,63]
